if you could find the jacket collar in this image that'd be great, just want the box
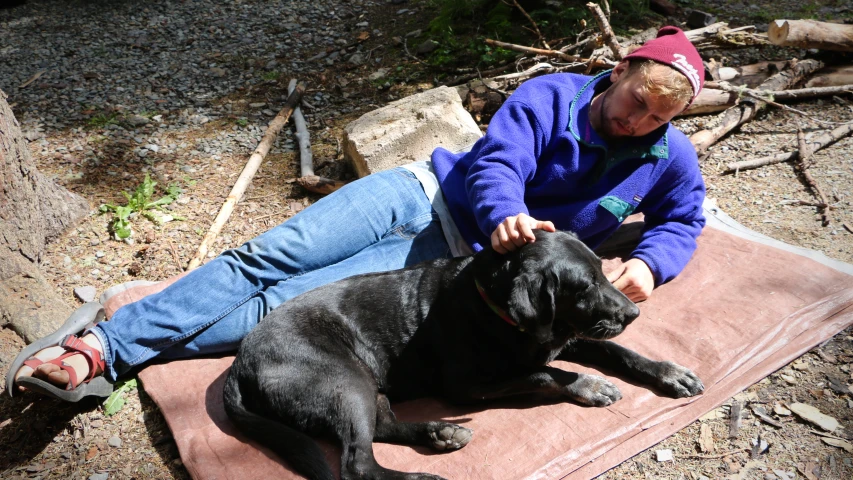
[567,70,670,165]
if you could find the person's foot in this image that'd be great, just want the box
[14,333,104,391]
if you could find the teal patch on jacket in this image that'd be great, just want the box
[598,196,635,222]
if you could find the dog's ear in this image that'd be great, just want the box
[507,271,556,344]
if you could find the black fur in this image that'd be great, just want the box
[223,230,703,480]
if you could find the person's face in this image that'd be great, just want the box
[596,61,688,139]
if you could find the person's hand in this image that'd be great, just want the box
[490,213,556,254]
[606,258,655,302]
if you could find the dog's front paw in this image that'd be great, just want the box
[564,373,622,407]
[654,361,704,398]
[429,423,473,451]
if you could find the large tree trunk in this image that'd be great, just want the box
[0,89,90,343]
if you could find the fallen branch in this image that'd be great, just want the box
[683,83,853,117]
[796,128,831,226]
[186,82,306,271]
[586,2,623,60]
[445,61,518,87]
[507,0,550,49]
[484,39,616,68]
[689,59,824,155]
[288,79,313,177]
[724,121,853,172]
[712,81,849,125]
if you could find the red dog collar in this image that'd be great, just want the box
[474,278,519,328]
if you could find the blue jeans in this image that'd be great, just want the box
[91,168,453,380]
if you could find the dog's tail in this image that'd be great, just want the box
[223,370,335,480]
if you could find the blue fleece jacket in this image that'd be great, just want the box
[431,70,706,285]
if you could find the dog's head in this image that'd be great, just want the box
[473,230,640,346]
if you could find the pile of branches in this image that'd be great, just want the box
[453,4,853,228]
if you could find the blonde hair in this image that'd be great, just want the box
[627,59,693,108]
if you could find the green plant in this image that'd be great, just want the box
[235,117,248,127]
[104,378,137,416]
[262,70,281,81]
[87,112,120,128]
[99,173,182,240]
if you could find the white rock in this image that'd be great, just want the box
[368,68,389,81]
[655,449,673,462]
[74,286,98,303]
[343,86,482,177]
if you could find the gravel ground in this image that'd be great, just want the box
[1,0,853,479]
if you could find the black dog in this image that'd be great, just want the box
[223,230,703,480]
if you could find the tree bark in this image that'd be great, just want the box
[0,89,90,343]
[769,20,853,52]
[805,65,853,88]
[689,59,824,155]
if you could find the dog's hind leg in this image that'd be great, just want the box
[338,381,448,480]
[373,393,473,452]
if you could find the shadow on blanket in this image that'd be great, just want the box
[128,220,853,480]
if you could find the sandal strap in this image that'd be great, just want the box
[58,335,105,384]
[52,351,81,390]
[22,357,45,370]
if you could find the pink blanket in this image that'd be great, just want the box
[136,226,853,479]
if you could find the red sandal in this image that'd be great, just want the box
[17,334,114,401]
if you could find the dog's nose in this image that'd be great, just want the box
[622,303,640,325]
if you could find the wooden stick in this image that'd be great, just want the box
[507,0,550,49]
[677,448,749,460]
[796,128,831,226]
[288,79,313,177]
[586,2,623,60]
[484,39,616,68]
[712,81,850,125]
[724,122,853,173]
[186,82,306,271]
[689,59,823,155]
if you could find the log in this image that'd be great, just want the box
[288,79,313,177]
[682,83,853,116]
[805,65,853,88]
[689,59,823,155]
[186,82,306,271]
[724,121,853,173]
[769,20,853,52]
[681,88,739,116]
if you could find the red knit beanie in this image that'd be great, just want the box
[622,26,704,102]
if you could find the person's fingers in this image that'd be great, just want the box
[606,264,626,283]
[491,228,508,254]
[517,217,536,244]
[538,220,556,232]
[612,275,631,292]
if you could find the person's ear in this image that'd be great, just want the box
[610,60,630,83]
